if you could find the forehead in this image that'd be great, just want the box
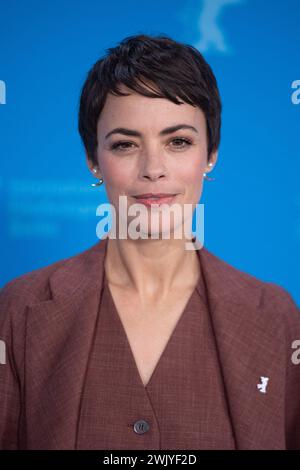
[97,84,206,135]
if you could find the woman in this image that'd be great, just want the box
[0,34,299,450]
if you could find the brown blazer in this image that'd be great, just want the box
[0,236,300,450]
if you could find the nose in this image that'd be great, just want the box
[142,171,166,181]
[138,149,168,181]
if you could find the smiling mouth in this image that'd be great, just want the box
[132,194,178,207]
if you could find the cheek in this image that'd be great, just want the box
[177,160,204,197]
[101,156,131,192]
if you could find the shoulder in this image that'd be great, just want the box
[200,246,299,322]
[0,238,107,369]
[0,239,105,313]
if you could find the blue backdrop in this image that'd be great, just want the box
[0,0,299,305]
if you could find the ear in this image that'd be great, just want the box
[86,152,100,177]
[206,150,218,172]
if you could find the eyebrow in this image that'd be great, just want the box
[104,124,198,140]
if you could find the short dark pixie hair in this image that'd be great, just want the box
[78,33,222,166]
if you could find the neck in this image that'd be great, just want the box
[104,235,200,299]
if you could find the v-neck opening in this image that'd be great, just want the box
[103,270,198,389]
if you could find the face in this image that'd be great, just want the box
[88,83,217,240]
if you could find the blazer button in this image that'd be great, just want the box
[133,419,150,434]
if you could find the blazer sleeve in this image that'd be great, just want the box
[0,279,28,450]
[281,287,300,450]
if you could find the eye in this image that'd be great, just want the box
[169,137,192,149]
[110,141,136,151]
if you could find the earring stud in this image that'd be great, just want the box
[203,162,215,181]
[91,167,104,186]
[91,178,104,187]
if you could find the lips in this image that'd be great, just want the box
[133,193,176,198]
[132,194,178,207]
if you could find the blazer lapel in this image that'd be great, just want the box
[198,248,286,449]
[24,237,109,449]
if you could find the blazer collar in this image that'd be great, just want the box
[25,237,285,449]
[47,236,263,305]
